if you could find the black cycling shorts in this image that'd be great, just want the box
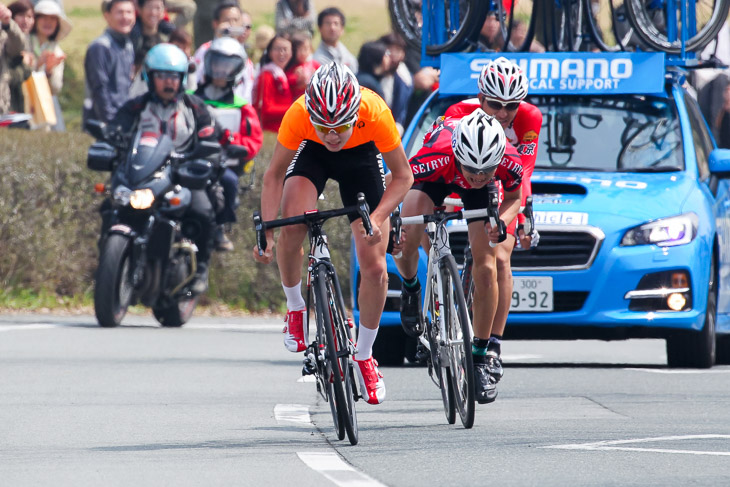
[285,140,386,223]
[412,181,497,224]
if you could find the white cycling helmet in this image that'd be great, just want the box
[451,109,506,175]
[478,56,528,102]
[305,63,362,127]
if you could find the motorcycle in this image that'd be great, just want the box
[86,120,222,328]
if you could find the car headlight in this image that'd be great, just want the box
[129,188,155,209]
[112,185,131,206]
[621,213,698,247]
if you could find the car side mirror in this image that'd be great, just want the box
[85,119,107,140]
[709,149,730,176]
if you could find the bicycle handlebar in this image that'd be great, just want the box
[253,192,372,256]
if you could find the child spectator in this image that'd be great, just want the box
[252,34,292,132]
[192,0,254,101]
[284,33,318,99]
[312,7,357,72]
[128,0,171,96]
[7,0,33,113]
[195,36,262,250]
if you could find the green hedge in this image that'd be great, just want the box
[0,130,353,312]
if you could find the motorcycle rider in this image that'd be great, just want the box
[194,36,263,252]
[109,43,219,294]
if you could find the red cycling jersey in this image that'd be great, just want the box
[410,116,522,192]
[444,98,542,224]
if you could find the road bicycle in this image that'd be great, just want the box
[253,193,373,446]
[392,194,503,429]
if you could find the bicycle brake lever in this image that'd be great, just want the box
[356,192,373,236]
[253,211,266,255]
[522,196,534,236]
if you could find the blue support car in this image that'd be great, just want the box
[351,52,730,367]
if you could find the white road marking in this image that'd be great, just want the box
[543,434,730,456]
[274,404,312,425]
[624,368,730,374]
[298,375,317,383]
[297,452,388,487]
[502,354,542,361]
[184,323,283,332]
[0,324,58,332]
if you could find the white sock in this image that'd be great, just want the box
[282,282,306,311]
[355,325,378,361]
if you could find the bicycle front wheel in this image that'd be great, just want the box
[440,255,476,429]
[625,0,730,53]
[426,267,456,424]
[315,265,359,445]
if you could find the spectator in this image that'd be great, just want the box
[405,65,438,125]
[478,12,503,51]
[7,0,33,113]
[128,0,170,96]
[29,0,69,96]
[378,32,413,134]
[251,23,274,67]
[83,0,135,125]
[274,0,315,37]
[168,27,196,91]
[698,73,730,149]
[312,7,357,72]
[1,1,26,115]
[192,1,254,101]
[285,32,318,99]
[252,34,292,132]
[165,0,196,28]
[355,40,389,99]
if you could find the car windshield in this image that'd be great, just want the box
[405,95,684,173]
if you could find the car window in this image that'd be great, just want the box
[683,91,714,180]
[406,95,684,173]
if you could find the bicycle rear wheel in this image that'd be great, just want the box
[583,0,633,51]
[440,255,475,429]
[389,0,422,51]
[625,0,730,53]
[426,0,490,55]
[315,266,359,445]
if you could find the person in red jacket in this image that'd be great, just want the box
[285,33,320,100]
[195,36,263,251]
[444,56,542,397]
[252,34,293,132]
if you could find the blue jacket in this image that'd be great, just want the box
[83,28,135,125]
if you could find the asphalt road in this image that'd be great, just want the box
[1,313,729,486]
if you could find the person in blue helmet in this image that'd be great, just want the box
[109,43,220,293]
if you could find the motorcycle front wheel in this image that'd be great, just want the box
[94,233,134,328]
[153,297,198,327]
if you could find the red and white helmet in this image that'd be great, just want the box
[305,63,362,127]
[451,109,506,174]
[478,56,528,102]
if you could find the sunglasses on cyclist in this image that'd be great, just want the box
[484,98,521,112]
[311,120,355,134]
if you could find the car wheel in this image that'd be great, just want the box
[666,256,716,369]
[372,326,406,366]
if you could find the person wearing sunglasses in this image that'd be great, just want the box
[252,62,413,406]
[391,108,523,404]
[444,56,543,399]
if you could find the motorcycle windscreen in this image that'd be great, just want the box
[124,131,175,186]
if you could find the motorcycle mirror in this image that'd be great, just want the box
[85,120,107,140]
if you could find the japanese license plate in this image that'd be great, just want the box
[510,277,553,312]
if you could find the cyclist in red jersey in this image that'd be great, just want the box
[444,56,542,394]
[252,63,413,405]
[393,109,522,404]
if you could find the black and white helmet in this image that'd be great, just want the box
[478,56,528,102]
[204,36,247,84]
[305,63,362,127]
[451,109,506,174]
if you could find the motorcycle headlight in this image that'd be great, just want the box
[112,185,131,206]
[129,188,155,209]
[621,213,698,247]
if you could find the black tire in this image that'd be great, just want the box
[716,335,730,365]
[426,270,456,424]
[552,0,585,51]
[461,244,474,322]
[315,266,358,445]
[372,326,406,366]
[94,234,134,328]
[153,297,198,327]
[625,0,730,54]
[440,256,475,429]
[583,0,632,51]
[666,255,717,368]
[426,0,490,56]
[389,0,422,51]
